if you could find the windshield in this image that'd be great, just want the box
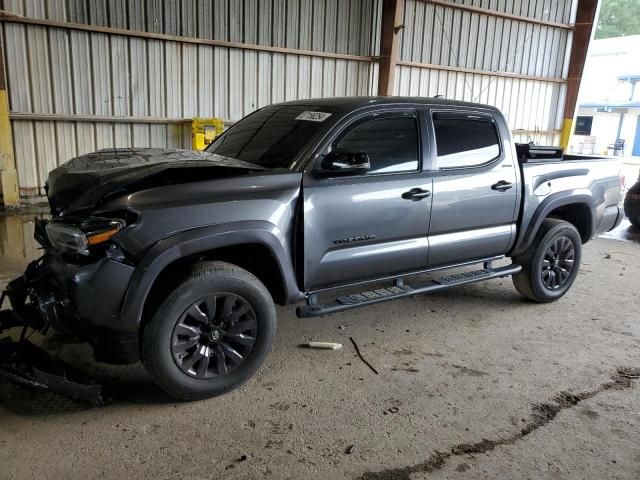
[206,104,337,169]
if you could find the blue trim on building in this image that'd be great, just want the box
[617,74,640,82]
[580,102,640,108]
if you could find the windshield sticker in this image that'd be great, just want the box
[295,111,332,122]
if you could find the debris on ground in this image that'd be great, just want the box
[0,337,107,406]
[349,337,380,375]
[604,253,611,259]
[345,444,356,454]
[304,342,342,350]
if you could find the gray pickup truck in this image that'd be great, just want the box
[0,97,623,400]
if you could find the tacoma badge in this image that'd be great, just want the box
[332,235,376,245]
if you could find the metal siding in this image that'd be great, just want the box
[92,32,112,151]
[55,122,77,165]
[298,56,312,99]
[452,0,572,23]
[26,0,59,190]
[198,45,214,117]
[401,0,571,77]
[4,0,565,198]
[398,0,572,147]
[395,64,562,145]
[182,44,199,117]
[147,40,166,118]
[272,53,286,103]
[49,30,73,115]
[130,37,150,147]
[213,46,229,118]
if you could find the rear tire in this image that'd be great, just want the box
[142,261,276,401]
[512,219,582,303]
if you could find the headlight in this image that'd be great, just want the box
[45,217,125,255]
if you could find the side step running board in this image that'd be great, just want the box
[296,264,522,318]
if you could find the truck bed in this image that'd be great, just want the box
[515,143,609,163]
[512,143,622,257]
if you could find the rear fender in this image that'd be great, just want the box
[510,192,595,257]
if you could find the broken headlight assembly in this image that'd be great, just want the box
[45,217,126,256]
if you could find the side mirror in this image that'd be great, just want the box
[318,151,371,174]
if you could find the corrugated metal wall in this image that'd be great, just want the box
[1,0,575,199]
[396,0,574,146]
[1,0,381,197]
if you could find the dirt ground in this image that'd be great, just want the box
[1,214,639,480]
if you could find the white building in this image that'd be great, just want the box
[571,35,640,158]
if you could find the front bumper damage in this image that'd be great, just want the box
[0,260,107,405]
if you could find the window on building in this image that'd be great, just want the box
[574,116,593,136]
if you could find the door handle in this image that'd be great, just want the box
[402,187,431,200]
[491,180,513,192]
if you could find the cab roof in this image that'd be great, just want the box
[277,96,501,114]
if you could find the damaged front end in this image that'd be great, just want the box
[0,148,270,404]
[0,217,136,405]
[0,252,106,405]
[2,216,68,335]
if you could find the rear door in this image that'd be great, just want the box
[302,109,433,291]
[427,110,519,268]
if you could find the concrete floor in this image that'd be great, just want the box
[1,213,639,480]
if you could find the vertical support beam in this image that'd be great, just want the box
[560,0,599,150]
[377,0,404,96]
[0,31,19,207]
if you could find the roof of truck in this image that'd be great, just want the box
[278,96,501,113]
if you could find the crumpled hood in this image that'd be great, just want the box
[47,148,265,214]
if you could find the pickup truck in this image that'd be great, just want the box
[0,97,623,400]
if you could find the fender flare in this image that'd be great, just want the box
[116,221,303,332]
[510,192,596,257]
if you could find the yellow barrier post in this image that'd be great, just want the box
[559,118,574,152]
[0,37,19,207]
[191,117,224,151]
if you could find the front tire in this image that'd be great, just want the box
[512,219,582,303]
[142,261,276,400]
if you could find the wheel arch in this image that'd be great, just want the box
[511,193,595,257]
[546,203,593,242]
[118,222,304,333]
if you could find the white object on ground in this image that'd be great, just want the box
[306,342,342,350]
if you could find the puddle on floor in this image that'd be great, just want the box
[600,218,640,244]
[0,208,49,280]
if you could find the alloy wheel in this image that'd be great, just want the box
[541,236,575,290]
[171,293,257,379]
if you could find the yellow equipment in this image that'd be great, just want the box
[191,117,224,151]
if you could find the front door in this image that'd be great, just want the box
[302,109,432,291]
[427,110,519,268]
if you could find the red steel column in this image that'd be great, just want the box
[377,0,404,96]
[560,0,599,149]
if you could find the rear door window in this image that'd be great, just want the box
[433,114,501,169]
